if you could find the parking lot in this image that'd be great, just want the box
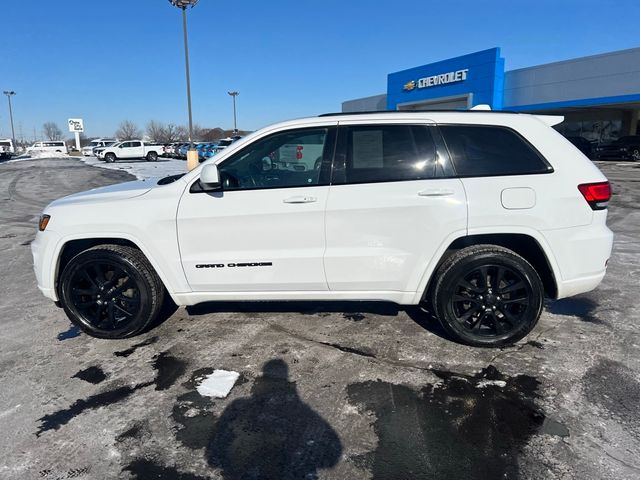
[0,157,639,479]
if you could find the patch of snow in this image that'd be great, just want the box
[76,156,187,180]
[476,379,507,388]
[196,369,240,398]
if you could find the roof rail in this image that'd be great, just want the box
[319,109,520,117]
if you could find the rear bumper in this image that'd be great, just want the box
[542,217,613,299]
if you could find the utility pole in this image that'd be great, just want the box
[3,91,16,151]
[168,0,199,171]
[228,91,239,135]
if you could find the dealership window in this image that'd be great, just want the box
[440,125,550,176]
[218,128,332,190]
[343,125,437,184]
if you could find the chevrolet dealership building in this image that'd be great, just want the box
[342,47,640,142]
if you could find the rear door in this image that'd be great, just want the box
[324,121,467,293]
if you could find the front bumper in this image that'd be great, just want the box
[31,229,62,302]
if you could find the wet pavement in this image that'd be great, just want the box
[0,158,639,479]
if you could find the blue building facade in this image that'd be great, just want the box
[343,46,640,140]
[386,48,504,111]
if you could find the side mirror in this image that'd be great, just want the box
[200,163,221,191]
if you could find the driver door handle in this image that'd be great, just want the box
[283,195,317,204]
[418,188,455,197]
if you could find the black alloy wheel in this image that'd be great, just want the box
[631,148,640,161]
[147,151,158,162]
[59,245,164,339]
[431,245,544,347]
[105,153,116,163]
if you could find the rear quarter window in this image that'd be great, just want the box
[439,125,551,177]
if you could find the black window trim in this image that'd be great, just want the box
[190,126,337,194]
[331,123,444,187]
[437,123,554,179]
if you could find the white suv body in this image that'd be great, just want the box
[32,112,613,346]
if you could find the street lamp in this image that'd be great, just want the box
[3,91,16,153]
[228,91,239,135]
[168,0,199,171]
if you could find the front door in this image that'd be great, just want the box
[177,125,336,292]
[324,122,467,293]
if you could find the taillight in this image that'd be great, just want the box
[578,182,611,210]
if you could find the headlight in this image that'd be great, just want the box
[39,214,51,231]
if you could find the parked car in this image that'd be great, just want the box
[565,136,593,158]
[93,141,118,158]
[32,111,613,347]
[594,135,640,161]
[27,141,68,155]
[0,138,15,159]
[177,143,190,159]
[213,137,235,154]
[82,138,117,156]
[97,140,163,162]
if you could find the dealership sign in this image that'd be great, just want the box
[403,69,469,91]
[68,118,84,133]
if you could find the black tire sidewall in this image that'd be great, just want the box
[59,250,154,339]
[106,153,116,163]
[435,251,543,347]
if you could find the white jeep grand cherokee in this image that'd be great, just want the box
[32,111,613,347]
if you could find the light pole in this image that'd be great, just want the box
[168,0,199,171]
[3,91,16,153]
[228,91,239,135]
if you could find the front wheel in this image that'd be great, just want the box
[105,153,116,163]
[631,148,640,162]
[59,245,165,339]
[146,151,158,162]
[431,245,544,347]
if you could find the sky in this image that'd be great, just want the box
[2,0,640,139]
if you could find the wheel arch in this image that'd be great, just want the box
[417,232,560,304]
[53,235,176,302]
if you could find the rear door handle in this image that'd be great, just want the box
[283,196,317,204]
[418,188,455,197]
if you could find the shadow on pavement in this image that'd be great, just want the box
[186,300,451,341]
[206,358,342,479]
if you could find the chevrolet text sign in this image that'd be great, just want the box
[403,69,469,91]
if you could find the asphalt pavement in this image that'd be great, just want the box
[0,158,639,480]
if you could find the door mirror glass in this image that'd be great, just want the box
[200,163,221,191]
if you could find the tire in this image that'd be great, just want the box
[58,244,165,339]
[105,153,116,163]
[431,244,544,347]
[146,151,158,162]
[631,148,640,162]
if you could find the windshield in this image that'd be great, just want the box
[0,141,10,146]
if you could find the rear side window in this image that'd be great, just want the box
[344,125,436,184]
[439,125,550,177]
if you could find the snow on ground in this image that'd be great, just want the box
[196,370,240,398]
[77,156,188,180]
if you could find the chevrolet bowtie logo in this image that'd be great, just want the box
[403,80,416,91]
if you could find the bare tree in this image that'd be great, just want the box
[146,120,165,143]
[115,120,141,140]
[43,122,63,141]
[174,125,188,142]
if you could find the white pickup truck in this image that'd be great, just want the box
[97,140,163,162]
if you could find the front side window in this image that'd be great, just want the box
[217,128,333,191]
[341,125,437,184]
[120,142,131,148]
[440,125,551,177]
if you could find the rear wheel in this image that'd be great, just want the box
[146,151,158,162]
[431,245,544,347]
[105,153,116,163]
[631,148,640,161]
[59,245,164,339]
